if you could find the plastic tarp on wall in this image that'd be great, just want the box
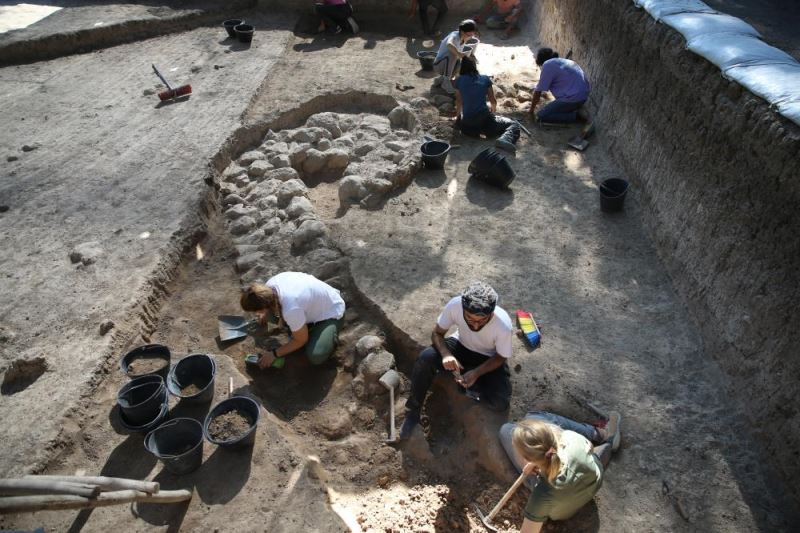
[632,0,800,126]
[633,0,716,20]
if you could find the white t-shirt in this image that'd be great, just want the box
[435,30,465,63]
[437,296,513,358]
[266,272,345,333]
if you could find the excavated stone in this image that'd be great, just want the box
[269,153,291,168]
[265,167,300,182]
[255,195,279,210]
[303,247,341,266]
[358,115,391,136]
[236,252,265,273]
[234,244,259,256]
[262,141,289,154]
[238,150,266,165]
[313,258,348,281]
[250,179,281,202]
[438,102,455,114]
[262,216,282,236]
[326,149,350,171]
[353,349,395,399]
[225,204,257,220]
[318,409,352,440]
[223,163,247,182]
[285,196,314,219]
[234,174,250,187]
[388,105,417,131]
[292,219,327,248]
[384,140,408,152]
[354,142,377,156]
[431,95,453,106]
[409,97,432,109]
[332,136,355,149]
[355,335,384,358]
[317,138,332,151]
[363,177,393,194]
[277,179,308,207]
[248,160,273,178]
[229,216,257,235]
[69,241,103,266]
[339,175,368,204]
[222,193,244,207]
[289,143,311,168]
[302,149,327,175]
[306,112,343,138]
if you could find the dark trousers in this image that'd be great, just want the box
[315,2,353,31]
[406,337,512,413]
[419,0,448,34]
[460,111,521,143]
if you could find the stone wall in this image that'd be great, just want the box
[259,0,483,14]
[530,0,800,502]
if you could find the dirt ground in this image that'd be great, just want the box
[1,2,797,533]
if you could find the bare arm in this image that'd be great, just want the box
[520,519,544,533]
[455,89,463,119]
[259,324,309,368]
[459,354,505,388]
[488,85,497,113]
[529,90,542,117]
[432,325,462,372]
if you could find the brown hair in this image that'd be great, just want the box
[511,419,562,483]
[240,283,278,313]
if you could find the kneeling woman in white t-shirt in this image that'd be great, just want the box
[240,272,345,368]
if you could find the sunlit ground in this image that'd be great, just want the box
[0,3,62,33]
[473,43,536,77]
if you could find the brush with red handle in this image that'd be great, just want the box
[151,64,192,101]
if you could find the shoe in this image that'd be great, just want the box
[399,410,420,441]
[495,138,516,153]
[441,77,455,95]
[346,16,359,34]
[598,411,621,452]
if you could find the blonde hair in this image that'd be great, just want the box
[240,283,278,313]
[512,419,562,483]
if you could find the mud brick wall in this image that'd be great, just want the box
[530,0,800,501]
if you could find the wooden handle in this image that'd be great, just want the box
[0,489,191,514]
[23,475,158,494]
[229,376,234,396]
[388,387,396,441]
[0,479,99,498]
[488,470,528,520]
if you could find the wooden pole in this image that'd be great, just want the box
[23,475,159,494]
[0,489,192,514]
[0,479,99,498]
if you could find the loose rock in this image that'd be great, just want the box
[69,241,103,266]
[99,320,115,335]
[229,216,257,235]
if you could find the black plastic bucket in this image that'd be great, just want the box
[203,396,260,449]
[420,140,451,169]
[145,418,204,475]
[469,148,515,189]
[167,354,216,404]
[223,19,243,39]
[119,397,169,434]
[235,24,254,44]
[117,375,167,426]
[121,344,171,380]
[417,51,436,71]
[599,178,629,212]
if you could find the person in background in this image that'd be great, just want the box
[475,0,524,40]
[240,272,345,368]
[529,47,592,127]
[455,56,521,152]
[315,0,359,35]
[409,0,448,37]
[499,410,621,533]
[432,19,478,94]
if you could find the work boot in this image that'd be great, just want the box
[494,137,516,153]
[597,411,622,452]
[494,125,519,153]
[346,16,359,34]
[399,410,420,441]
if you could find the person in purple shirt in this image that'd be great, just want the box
[529,47,591,125]
[315,0,359,34]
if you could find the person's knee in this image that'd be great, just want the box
[415,347,440,369]
[307,345,333,365]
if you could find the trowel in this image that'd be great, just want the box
[217,315,257,342]
[567,122,596,152]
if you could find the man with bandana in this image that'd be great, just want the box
[400,281,513,440]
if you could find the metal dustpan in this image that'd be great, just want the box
[217,315,256,342]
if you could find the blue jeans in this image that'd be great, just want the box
[499,411,601,490]
[537,99,586,123]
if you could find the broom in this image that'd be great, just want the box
[151,64,192,101]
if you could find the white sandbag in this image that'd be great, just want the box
[688,33,796,70]
[661,12,760,41]
[633,0,716,21]
[725,62,800,126]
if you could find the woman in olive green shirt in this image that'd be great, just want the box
[499,410,621,532]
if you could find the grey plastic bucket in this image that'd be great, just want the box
[121,344,171,380]
[167,354,216,404]
[599,178,629,212]
[145,418,204,475]
[203,396,260,449]
[119,397,169,434]
[420,140,451,169]
[117,375,167,426]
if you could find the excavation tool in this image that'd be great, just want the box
[218,315,256,342]
[567,122,595,152]
[151,64,192,102]
[474,470,530,532]
[379,370,401,443]
[514,119,532,137]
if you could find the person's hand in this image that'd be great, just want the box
[522,462,539,476]
[441,354,463,372]
[258,350,276,369]
[459,369,479,388]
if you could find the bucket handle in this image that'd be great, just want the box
[145,419,198,459]
[118,381,165,400]
[599,182,627,199]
